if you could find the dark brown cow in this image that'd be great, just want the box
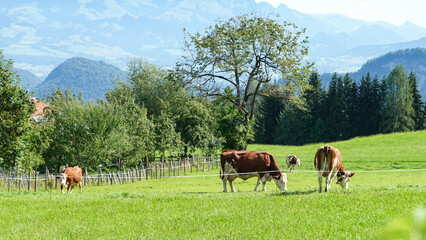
[60,166,83,194]
[220,150,288,192]
[314,145,355,193]
[286,154,300,172]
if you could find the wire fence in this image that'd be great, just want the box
[1,154,425,192]
[0,155,221,192]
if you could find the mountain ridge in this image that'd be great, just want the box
[33,57,126,101]
[2,0,426,76]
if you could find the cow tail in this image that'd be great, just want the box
[219,165,223,180]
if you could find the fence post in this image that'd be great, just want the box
[28,171,31,191]
[55,170,58,189]
[169,156,172,178]
[34,171,38,192]
[45,167,49,191]
[135,165,139,181]
[7,173,11,192]
[145,157,149,180]
[130,169,134,183]
[19,171,23,191]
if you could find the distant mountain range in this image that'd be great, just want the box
[321,48,426,100]
[2,0,426,77]
[12,48,425,102]
[31,57,126,100]
[13,68,42,90]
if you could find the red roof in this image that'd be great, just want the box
[30,98,49,119]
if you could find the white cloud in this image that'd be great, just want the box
[50,6,60,13]
[77,0,135,20]
[13,62,56,78]
[112,24,124,32]
[198,1,232,16]
[256,0,426,28]
[163,48,184,56]
[7,4,46,25]
[1,24,41,44]
[5,44,51,57]
[123,0,157,7]
[141,44,158,51]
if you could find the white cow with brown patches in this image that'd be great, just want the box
[286,155,300,172]
[314,145,355,193]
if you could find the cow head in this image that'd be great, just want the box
[294,156,300,166]
[60,173,68,194]
[273,173,288,191]
[336,172,355,189]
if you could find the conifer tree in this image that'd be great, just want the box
[380,65,415,133]
[254,95,286,144]
[408,71,425,130]
[304,71,326,143]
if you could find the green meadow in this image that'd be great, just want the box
[1,131,425,239]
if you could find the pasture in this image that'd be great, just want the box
[1,131,425,239]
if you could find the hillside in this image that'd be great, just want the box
[13,68,42,91]
[33,57,126,101]
[321,48,426,100]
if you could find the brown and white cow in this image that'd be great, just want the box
[314,145,355,193]
[286,155,300,172]
[220,150,288,192]
[60,166,83,194]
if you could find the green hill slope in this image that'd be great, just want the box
[248,130,426,171]
[33,57,126,100]
[13,68,42,91]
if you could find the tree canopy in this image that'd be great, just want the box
[0,50,34,169]
[179,12,312,149]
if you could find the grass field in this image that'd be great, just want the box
[0,131,425,239]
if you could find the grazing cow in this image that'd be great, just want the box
[314,145,355,193]
[286,155,300,172]
[60,166,83,194]
[220,150,288,192]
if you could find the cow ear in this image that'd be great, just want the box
[350,172,355,177]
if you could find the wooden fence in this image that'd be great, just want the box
[0,155,220,192]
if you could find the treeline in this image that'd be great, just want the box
[254,65,426,145]
[1,55,227,172]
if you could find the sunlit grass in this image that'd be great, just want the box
[0,131,425,239]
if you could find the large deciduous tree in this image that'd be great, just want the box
[180,13,312,149]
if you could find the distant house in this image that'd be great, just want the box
[30,97,49,122]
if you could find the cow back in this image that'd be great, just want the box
[314,146,343,177]
[64,166,83,183]
[221,150,281,178]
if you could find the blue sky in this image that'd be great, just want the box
[257,0,426,28]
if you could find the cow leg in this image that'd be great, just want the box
[61,185,65,194]
[262,178,267,191]
[222,178,228,192]
[69,183,74,194]
[325,172,333,192]
[254,178,261,191]
[229,179,236,192]
[79,182,82,193]
[318,173,323,193]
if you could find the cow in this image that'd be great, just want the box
[314,145,355,193]
[60,166,83,194]
[220,150,288,192]
[286,155,300,172]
